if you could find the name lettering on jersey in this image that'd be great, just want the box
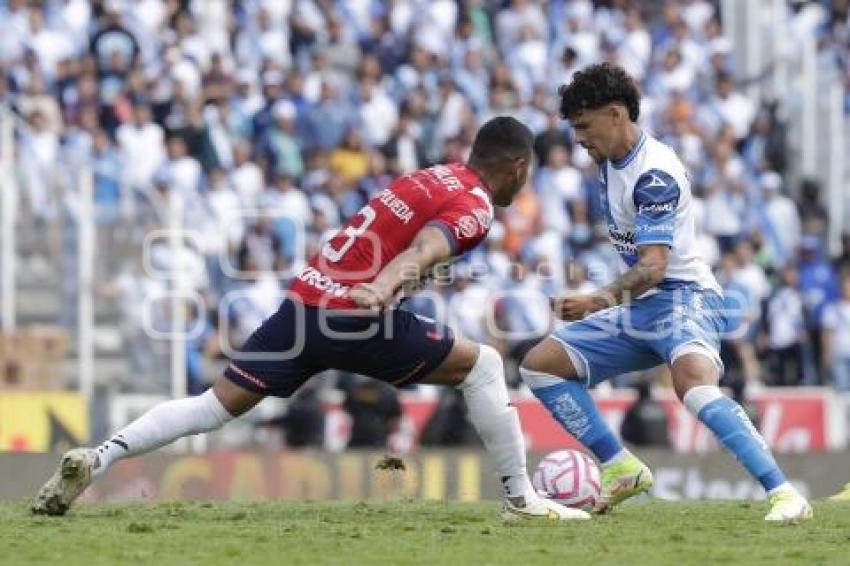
[638,202,676,214]
[470,186,494,217]
[609,228,635,249]
[427,165,465,191]
[296,266,350,297]
[455,215,478,239]
[403,173,432,198]
[376,188,415,224]
[608,228,638,263]
[637,223,675,233]
[472,207,491,230]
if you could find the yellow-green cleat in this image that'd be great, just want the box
[765,486,813,524]
[593,453,653,514]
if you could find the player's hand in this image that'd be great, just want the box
[550,294,605,321]
[348,282,390,311]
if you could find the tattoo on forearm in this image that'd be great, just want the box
[597,262,660,308]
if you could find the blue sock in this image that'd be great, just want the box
[692,393,786,491]
[529,379,623,463]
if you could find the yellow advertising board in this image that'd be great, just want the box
[0,392,89,452]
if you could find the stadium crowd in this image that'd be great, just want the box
[3,0,850,401]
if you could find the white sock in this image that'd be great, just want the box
[767,482,794,496]
[458,345,534,500]
[93,389,233,477]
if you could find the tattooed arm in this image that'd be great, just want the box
[552,245,669,320]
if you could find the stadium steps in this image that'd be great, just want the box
[13,247,135,391]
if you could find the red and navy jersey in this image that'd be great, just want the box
[290,163,494,309]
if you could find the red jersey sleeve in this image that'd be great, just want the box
[427,189,494,255]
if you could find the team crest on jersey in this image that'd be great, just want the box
[456,215,478,239]
[471,208,491,230]
[645,173,667,188]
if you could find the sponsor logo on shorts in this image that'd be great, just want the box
[228,363,268,389]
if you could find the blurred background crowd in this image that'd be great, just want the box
[2,0,850,447]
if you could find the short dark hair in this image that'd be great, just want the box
[469,116,533,165]
[558,63,641,122]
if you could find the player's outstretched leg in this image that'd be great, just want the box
[427,341,588,520]
[674,353,812,524]
[32,379,261,516]
[520,339,652,513]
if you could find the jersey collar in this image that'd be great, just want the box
[463,163,495,199]
[610,130,646,170]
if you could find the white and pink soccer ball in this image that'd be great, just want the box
[532,449,601,511]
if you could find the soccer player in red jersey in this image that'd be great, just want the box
[34,117,588,520]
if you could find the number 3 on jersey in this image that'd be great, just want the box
[321,205,377,262]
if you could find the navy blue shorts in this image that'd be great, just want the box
[224,298,455,397]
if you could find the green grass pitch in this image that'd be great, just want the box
[1,500,849,565]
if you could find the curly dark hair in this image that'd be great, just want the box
[558,63,641,122]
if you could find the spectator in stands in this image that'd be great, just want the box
[330,127,370,184]
[718,251,759,385]
[19,109,59,221]
[260,99,304,179]
[822,276,850,391]
[798,235,840,377]
[157,135,201,201]
[757,171,802,269]
[709,71,756,142]
[116,103,166,193]
[4,0,849,404]
[229,141,264,209]
[91,128,124,265]
[835,233,850,276]
[763,265,807,386]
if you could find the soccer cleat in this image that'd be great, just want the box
[593,454,653,514]
[32,448,98,516]
[500,494,591,521]
[829,483,850,502]
[764,487,813,524]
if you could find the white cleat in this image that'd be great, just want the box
[501,494,591,521]
[764,487,813,524]
[32,448,98,516]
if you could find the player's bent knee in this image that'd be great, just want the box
[671,351,721,401]
[422,338,481,386]
[212,377,265,418]
[520,338,580,382]
[457,344,503,390]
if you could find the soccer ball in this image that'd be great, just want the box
[532,449,601,510]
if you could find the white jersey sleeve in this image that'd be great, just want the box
[603,133,721,294]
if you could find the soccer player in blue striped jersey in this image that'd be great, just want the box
[520,64,811,523]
